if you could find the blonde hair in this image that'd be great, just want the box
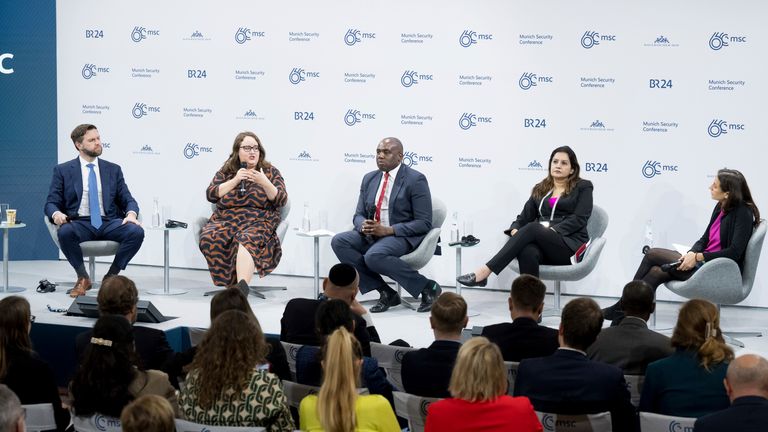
[671,299,734,370]
[317,327,362,432]
[448,337,507,402]
[120,395,175,432]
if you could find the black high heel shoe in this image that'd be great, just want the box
[456,273,487,287]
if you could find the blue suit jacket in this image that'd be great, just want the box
[44,157,139,222]
[693,396,768,432]
[352,163,432,248]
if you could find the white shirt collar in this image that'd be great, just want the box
[558,347,587,356]
[384,162,401,179]
[79,155,99,168]
[623,316,648,325]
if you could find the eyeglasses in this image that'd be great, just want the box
[240,146,260,153]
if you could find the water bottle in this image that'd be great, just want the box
[152,197,161,228]
[643,219,653,254]
[450,212,460,243]
[302,202,311,232]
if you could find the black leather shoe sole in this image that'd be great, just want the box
[456,273,487,287]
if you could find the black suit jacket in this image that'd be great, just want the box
[514,349,639,432]
[401,340,461,398]
[694,396,768,432]
[587,316,673,375]
[481,317,560,362]
[76,325,173,371]
[691,202,755,271]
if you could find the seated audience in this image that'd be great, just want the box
[514,298,638,432]
[121,394,175,432]
[75,276,173,372]
[281,263,380,356]
[481,275,559,361]
[299,327,400,432]
[70,315,178,417]
[425,337,542,432]
[402,292,467,398]
[0,384,24,432]
[640,299,733,417]
[694,354,768,432]
[178,310,293,430]
[587,281,673,374]
[0,296,69,431]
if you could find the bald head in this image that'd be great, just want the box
[725,354,768,400]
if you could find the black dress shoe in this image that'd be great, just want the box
[456,273,487,287]
[602,302,624,321]
[417,280,442,313]
[237,279,251,297]
[370,288,401,313]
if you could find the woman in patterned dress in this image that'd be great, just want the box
[199,132,288,294]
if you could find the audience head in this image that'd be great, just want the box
[120,394,175,432]
[671,299,734,370]
[0,384,24,432]
[190,310,268,409]
[97,276,139,321]
[71,315,139,417]
[509,275,546,319]
[716,168,760,223]
[317,327,363,432]
[724,354,768,401]
[210,287,254,321]
[559,297,603,351]
[0,296,33,380]
[430,292,468,339]
[448,337,507,402]
[322,263,359,304]
[316,299,355,338]
[619,280,655,319]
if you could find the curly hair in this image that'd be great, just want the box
[0,296,33,379]
[188,310,269,408]
[671,299,734,370]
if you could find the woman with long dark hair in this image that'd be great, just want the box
[199,131,288,295]
[458,146,593,286]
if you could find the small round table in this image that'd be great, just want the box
[449,242,480,317]
[296,229,334,298]
[145,225,188,295]
[1,222,27,293]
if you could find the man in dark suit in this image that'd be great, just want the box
[588,281,672,374]
[482,275,559,361]
[401,292,467,397]
[514,298,639,432]
[280,263,380,356]
[332,137,439,313]
[694,354,768,432]
[75,276,173,372]
[44,124,144,297]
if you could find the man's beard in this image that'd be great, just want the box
[82,147,102,158]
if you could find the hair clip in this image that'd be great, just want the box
[705,322,718,339]
[91,337,113,347]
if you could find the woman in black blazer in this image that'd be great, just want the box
[458,146,593,286]
[604,168,760,320]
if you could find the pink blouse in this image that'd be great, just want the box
[704,211,724,253]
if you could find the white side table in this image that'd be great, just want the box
[145,225,188,295]
[1,222,26,293]
[449,242,480,317]
[296,229,334,298]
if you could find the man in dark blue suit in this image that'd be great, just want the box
[694,354,768,432]
[44,124,144,297]
[514,297,639,432]
[332,137,439,313]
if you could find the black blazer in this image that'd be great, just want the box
[76,325,174,372]
[509,179,593,252]
[587,316,673,375]
[694,396,768,432]
[481,317,560,362]
[690,202,755,271]
[401,340,461,398]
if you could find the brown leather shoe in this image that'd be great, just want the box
[69,277,92,298]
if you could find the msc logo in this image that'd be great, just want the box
[518,72,553,90]
[289,67,320,85]
[708,119,745,138]
[294,111,315,120]
[187,69,207,78]
[344,29,376,46]
[81,64,110,79]
[401,70,433,87]
[649,79,673,89]
[0,53,14,74]
[585,162,608,173]
[642,160,678,179]
[542,414,555,431]
[94,414,121,431]
[459,30,493,47]
[581,30,616,49]
[235,27,266,44]
[709,32,747,50]
[458,113,492,130]
[132,103,160,119]
[403,151,432,167]
[667,420,694,432]
[131,26,160,43]
[183,143,213,159]
[85,29,104,38]
[524,118,547,128]
[344,109,375,126]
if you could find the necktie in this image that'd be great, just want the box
[87,163,102,229]
[374,172,390,222]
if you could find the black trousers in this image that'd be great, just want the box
[486,223,572,278]
[633,247,696,290]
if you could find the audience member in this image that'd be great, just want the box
[281,263,380,356]
[178,310,293,430]
[402,292,467,397]
[0,384,25,432]
[0,296,68,431]
[640,299,733,417]
[587,281,673,374]
[120,394,175,432]
[481,275,559,361]
[694,354,768,432]
[425,337,542,432]
[514,298,638,432]
[299,327,400,432]
[70,315,177,417]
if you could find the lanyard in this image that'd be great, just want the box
[538,190,560,227]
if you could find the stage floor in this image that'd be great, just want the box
[2,260,767,357]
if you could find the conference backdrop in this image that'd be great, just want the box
[51,1,768,304]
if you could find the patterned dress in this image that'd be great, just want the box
[199,165,288,287]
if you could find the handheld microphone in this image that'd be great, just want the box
[660,261,681,272]
[239,162,247,196]
[363,203,377,242]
